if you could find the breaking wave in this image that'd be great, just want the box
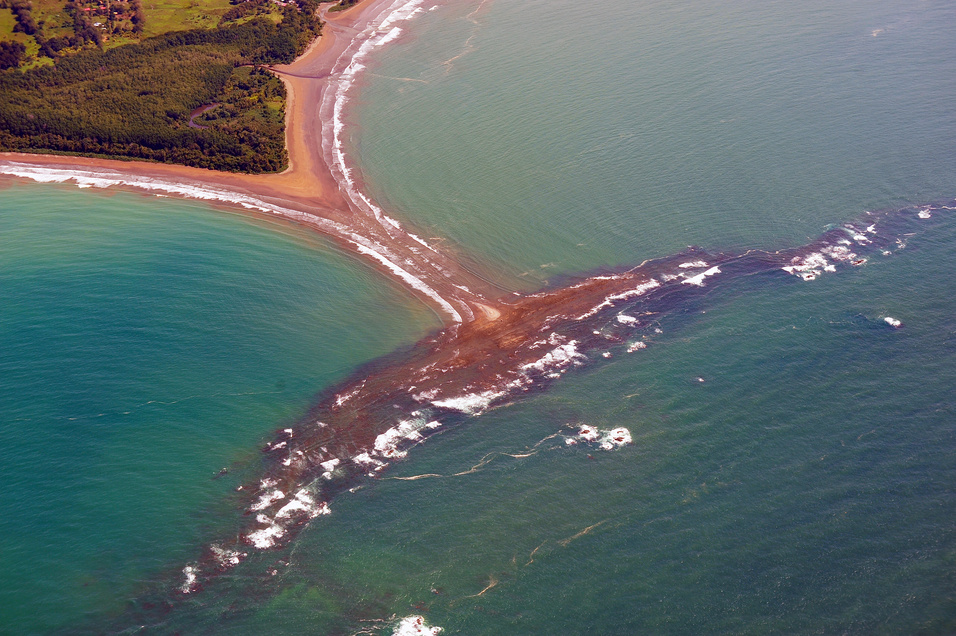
[164,198,951,596]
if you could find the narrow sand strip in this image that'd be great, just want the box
[0,0,507,324]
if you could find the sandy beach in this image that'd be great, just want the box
[0,0,506,324]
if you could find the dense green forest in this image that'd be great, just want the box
[0,2,321,172]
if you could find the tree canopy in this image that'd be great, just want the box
[0,4,321,172]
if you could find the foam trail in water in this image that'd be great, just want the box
[159,199,951,600]
[322,0,434,236]
[0,160,469,322]
[1,2,492,325]
[393,615,443,635]
[313,0,491,325]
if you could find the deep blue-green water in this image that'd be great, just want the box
[0,186,437,633]
[2,0,955,633]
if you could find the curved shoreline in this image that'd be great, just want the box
[0,0,504,324]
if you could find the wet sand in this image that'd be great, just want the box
[1,0,948,608]
[166,199,942,598]
[0,0,507,324]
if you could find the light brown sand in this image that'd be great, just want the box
[0,0,511,323]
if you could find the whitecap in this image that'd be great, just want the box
[520,340,586,375]
[681,266,721,286]
[246,521,286,549]
[210,545,246,569]
[572,425,631,450]
[275,488,330,520]
[249,489,285,512]
[180,564,199,594]
[432,388,505,415]
[576,279,660,319]
[392,615,442,636]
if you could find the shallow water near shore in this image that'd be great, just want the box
[2,0,956,633]
[0,183,437,633]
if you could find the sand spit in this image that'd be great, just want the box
[0,0,504,325]
[167,201,945,598]
[2,0,952,616]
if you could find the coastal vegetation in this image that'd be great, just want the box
[0,0,321,172]
[328,0,358,12]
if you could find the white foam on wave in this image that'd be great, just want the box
[681,266,721,286]
[373,419,430,459]
[782,242,864,281]
[679,260,708,268]
[822,244,858,263]
[246,519,286,549]
[323,0,428,225]
[354,451,386,471]
[566,425,632,450]
[0,163,337,231]
[431,336,589,416]
[316,0,478,322]
[392,615,442,636]
[520,340,586,375]
[884,316,902,328]
[354,243,462,322]
[2,127,466,324]
[432,388,507,415]
[408,231,439,252]
[334,383,363,407]
[412,388,440,401]
[844,224,871,244]
[275,488,330,520]
[180,564,199,594]
[352,414,444,474]
[249,488,285,512]
[0,162,465,322]
[210,544,246,569]
[782,252,830,281]
[577,279,661,319]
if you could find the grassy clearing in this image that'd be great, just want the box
[0,8,321,172]
[141,0,233,36]
[1,0,249,59]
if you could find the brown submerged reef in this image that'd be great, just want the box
[0,0,951,618]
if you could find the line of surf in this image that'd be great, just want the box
[0,1,485,325]
[164,200,951,600]
[313,0,488,322]
[0,160,464,321]
[319,0,445,243]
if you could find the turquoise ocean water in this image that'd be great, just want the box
[2,0,955,633]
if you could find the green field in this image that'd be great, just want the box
[0,0,322,172]
[142,0,252,36]
[0,0,293,67]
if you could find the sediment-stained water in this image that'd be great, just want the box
[2,0,956,634]
[142,200,955,603]
[0,184,437,632]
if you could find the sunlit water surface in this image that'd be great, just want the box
[1,0,955,632]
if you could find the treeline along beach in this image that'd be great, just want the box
[0,0,321,171]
